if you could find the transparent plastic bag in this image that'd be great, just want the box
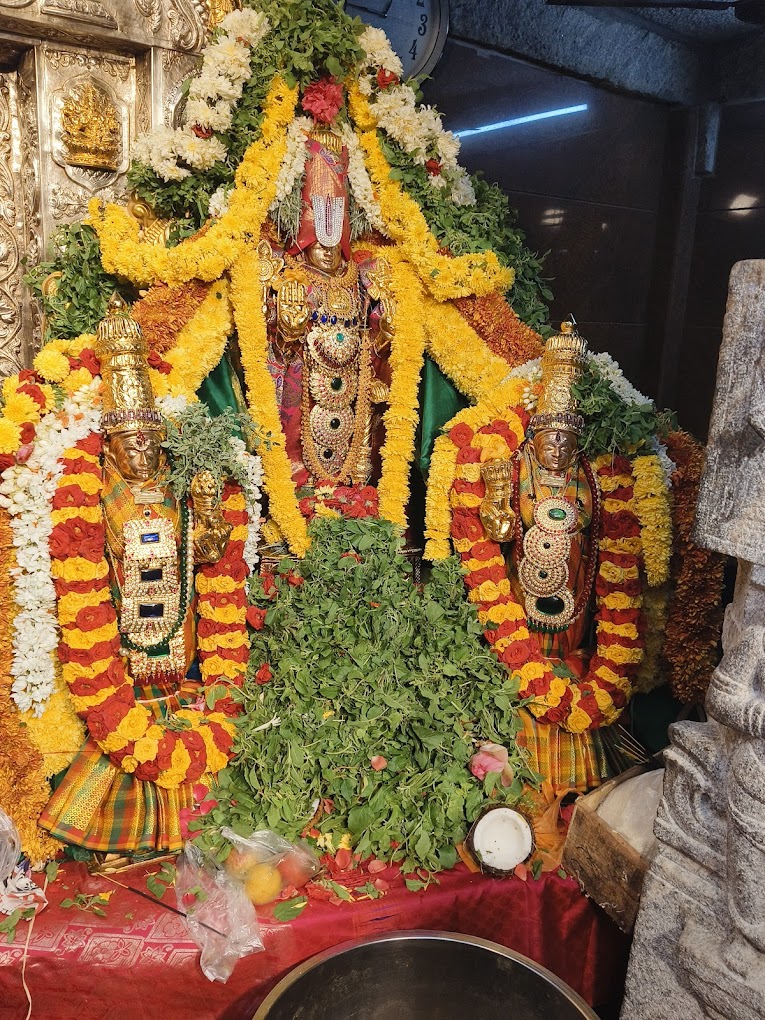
[596,768,665,860]
[0,808,47,916]
[175,843,264,983]
[220,827,320,905]
[0,809,19,886]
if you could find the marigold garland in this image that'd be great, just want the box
[148,279,233,402]
[132,280,211,355]
[50,436,243,788]
[365,248,428,526]
[423,380,527,561]
[663,430,726,704]
[454,293,544,366]
[229,248,310,556]
[88,77,298,288]
[0,511,62,865]
[349,107,512,300]
[632,453,672,586]
[446,420,644,733]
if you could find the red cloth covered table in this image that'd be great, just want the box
[0,861,629,1019]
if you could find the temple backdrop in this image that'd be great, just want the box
[424,34,765,441]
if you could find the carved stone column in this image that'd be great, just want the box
[621,260,765,1020]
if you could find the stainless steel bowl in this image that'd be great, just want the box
[254,930,599,1019]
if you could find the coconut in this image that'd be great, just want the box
[465,805,534,877]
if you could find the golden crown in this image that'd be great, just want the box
[309,127,343,155]
[530,319,587,436]
[61,81,121,172]
[96,294,164,436]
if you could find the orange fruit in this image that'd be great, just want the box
[224,846,259,881]
[244,864,283,905]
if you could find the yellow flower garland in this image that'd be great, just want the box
[230,248,310,556]
[347,84,512,301]
[89,77,298,288]
[149,280,233,401]
[632,453,672,586]
[423,381,527,560]
[375,255,429,526]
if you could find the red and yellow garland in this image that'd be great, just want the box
[49,435,246,789]
[448,412,645,733]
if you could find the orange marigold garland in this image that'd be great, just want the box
[132,280,211,356]
[453,292,544,367]
[448,416,645,734]
[50,435,244,788]
[663,430,726,704]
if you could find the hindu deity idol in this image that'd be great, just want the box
[478,323,627,792]
[39,298,236,858]
[255,127,394,493]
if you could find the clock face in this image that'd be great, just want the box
[345,0,449,80]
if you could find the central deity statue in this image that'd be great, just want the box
[257,128,393,490]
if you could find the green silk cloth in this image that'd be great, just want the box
[197,350,470,479]
[418,355,469,477]
[197,351,246,417]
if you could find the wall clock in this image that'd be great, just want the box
[345,0,450,79]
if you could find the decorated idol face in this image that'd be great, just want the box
[305,239,343,275]
[533,429,578,473]
[106,429,164,482]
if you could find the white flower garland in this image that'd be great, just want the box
[132,9,270,183]
[269,116,312,208]
[0,380,102,716]
[357,26,403,79]
[340,124,386,234]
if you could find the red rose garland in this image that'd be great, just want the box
[50,436,248,788]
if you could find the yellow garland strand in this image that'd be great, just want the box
[359,246,429,526]
[89,78,298,288]
[632,453,672,586]
[229,248,309,556]
[423,383,526,560]
[347,85,513,302]
[150,279,233,401]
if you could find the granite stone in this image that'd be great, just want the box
[622,261,765,1020]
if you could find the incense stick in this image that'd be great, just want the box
[101,874,227,938]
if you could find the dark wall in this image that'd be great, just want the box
[678,100,765,438]
[423,40,670,395]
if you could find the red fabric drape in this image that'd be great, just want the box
[0,861,629,1019]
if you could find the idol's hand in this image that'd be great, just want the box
[194,511,232,564]
[277,279,310,341]
[479,498,516,543]
[375,299,397,356]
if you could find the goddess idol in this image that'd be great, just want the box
[451,322,644,793]
[38,298,244,856]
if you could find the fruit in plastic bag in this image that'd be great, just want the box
[244,863,283,905]
[224,846,260,881]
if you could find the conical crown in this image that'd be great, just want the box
[96,294,164,435]
[531,319,587,435]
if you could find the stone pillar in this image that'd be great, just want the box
[621,260,765,1020]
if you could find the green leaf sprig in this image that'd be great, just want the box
[572,361,673,457]
[162,403,264,501]
[23,223,134,340]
